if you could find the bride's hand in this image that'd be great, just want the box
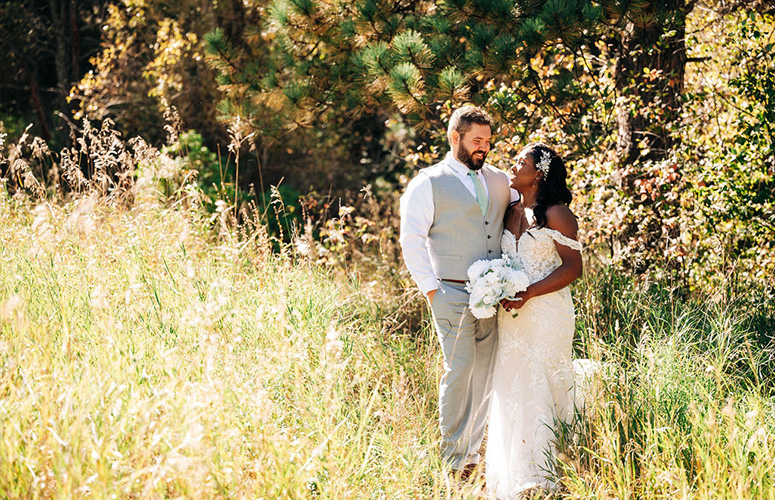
[500,298,521,312]
[501,289,532,312]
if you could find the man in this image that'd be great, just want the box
[399,106,510,478]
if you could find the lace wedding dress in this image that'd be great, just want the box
[485,228,582,499]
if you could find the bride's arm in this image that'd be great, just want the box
[502,205,582,311]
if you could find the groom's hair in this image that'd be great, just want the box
[447,106,493,142]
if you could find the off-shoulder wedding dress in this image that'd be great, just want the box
[485,227,582,499]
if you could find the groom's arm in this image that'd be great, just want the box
[399,174,438,301]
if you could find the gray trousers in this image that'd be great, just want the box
[430,280,498,470]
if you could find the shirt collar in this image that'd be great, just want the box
[445,152,478,176]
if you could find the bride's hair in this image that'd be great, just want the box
[523,142,572,228]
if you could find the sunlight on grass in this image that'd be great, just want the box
[1,174,774,499]
[559,272,775,499]
[0,193,488,499]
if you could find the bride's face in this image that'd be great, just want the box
[509,149,538,190]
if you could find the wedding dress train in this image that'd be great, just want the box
[485,228,582,499]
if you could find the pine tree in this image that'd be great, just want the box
[205,0,602,142]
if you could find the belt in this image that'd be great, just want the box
[440,279,467,284]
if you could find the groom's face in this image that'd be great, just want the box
[455,124,491,170]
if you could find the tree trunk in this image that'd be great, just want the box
[49,0,72,135]
[615,2,689,165]
[23,65,52,141]
[218,0,245,44]
[70,0,81,80]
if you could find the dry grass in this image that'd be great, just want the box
[2,119,775,499]
[0,175,498,498]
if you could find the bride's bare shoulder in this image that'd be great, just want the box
[545,204,578,239]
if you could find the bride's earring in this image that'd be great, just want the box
[533,176,539,187]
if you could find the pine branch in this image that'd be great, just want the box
[204,28,244,78]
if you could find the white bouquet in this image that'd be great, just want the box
[465,257,530,319]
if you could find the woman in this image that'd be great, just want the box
[485,142,583,498]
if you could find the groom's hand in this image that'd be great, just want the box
[426,289,437,305]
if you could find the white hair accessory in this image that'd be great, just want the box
[536,151,551,176]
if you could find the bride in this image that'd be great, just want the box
[485,143,583,498]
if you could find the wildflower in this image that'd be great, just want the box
[293,237,312,258]
[90,285,108,310]
[1,295,21,319]
[324,324,344,361]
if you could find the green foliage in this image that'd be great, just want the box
[74,0,223,145]
[159,129,222,198]
[361,41,393,75]
[392,30,434,70]
[673,11,775,291]
[206,0,602,143]
[730,14,775,158]
[437,66,470,102]
[545,8,775,297]
[258,184,303,251]
[0,114,29,142]
[2,0,773,301]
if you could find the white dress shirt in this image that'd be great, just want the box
[399,152,520,294]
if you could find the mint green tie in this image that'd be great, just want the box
[468,169,488,215]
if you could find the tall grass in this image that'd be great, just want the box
[0,190,492,499]
[558,271,775,499]
[2,122,775,499]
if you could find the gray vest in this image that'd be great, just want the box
[421,161,510,281]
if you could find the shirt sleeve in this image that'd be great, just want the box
[399,174,439,295]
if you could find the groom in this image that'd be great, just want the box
[399,106,510,477]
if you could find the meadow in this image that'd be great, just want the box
[1,138,774,499]
[1,1,774,497]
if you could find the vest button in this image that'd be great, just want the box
[488,250,492,254]
[487,235,491,239]
[484,221,489,225]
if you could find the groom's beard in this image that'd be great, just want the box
[458,143,488,170]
